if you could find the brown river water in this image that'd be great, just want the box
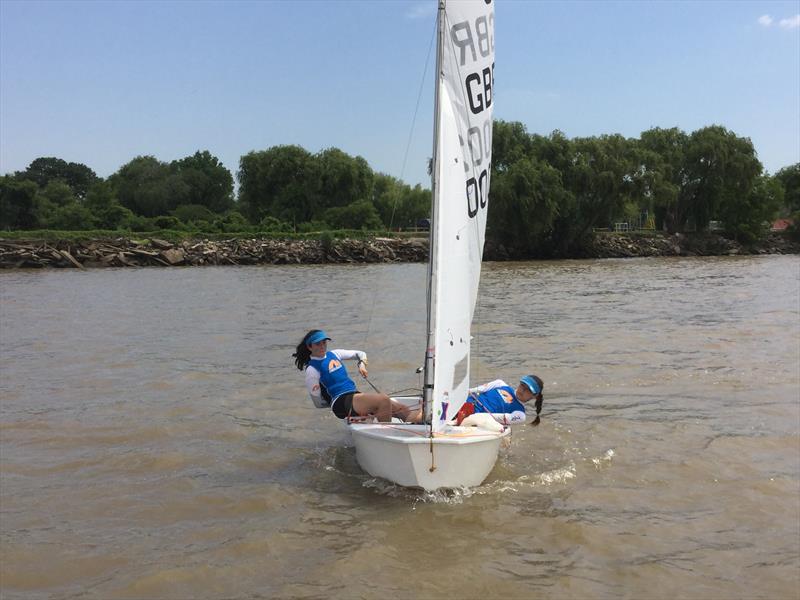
[1,256,798,599]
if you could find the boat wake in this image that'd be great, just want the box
[361,477,477,505]
[357,452,611,503]
[591,448,616,467]
[478,463,578,494]
[313,441,615,502]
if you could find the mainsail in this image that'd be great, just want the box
[347,0,505,491]
[426,0,494,432]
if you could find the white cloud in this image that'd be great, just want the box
[758,14,773,27]
[779,14,800,29]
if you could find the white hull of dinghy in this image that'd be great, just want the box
[349,423,510,490]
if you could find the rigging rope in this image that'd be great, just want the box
[362,16,438,392]
[389,15,438,230]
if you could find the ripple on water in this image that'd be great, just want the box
[0,257,798,599]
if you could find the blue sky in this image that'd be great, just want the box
[1,0,798,188]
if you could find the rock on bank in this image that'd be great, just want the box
[584,232,800,258]
[0,232,797,269]
[485,232,800,260]
[0,237,430,269]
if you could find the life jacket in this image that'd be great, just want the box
[310,351,357,404]
[471,385,526,416]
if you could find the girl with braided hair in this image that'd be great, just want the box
[455,374,545,426]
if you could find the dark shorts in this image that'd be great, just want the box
[331,391,358,419]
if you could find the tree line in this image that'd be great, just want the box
[490,122,798,256]
[0,149,430,235]
[1,122,798,256]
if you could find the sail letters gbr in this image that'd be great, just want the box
[446,0,494,220]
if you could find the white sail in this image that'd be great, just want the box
[429,0,494,431]
[348,0,506,490]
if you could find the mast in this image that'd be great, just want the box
[422,0,446,427]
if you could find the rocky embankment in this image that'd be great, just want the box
[0,232,797,269]
[585,231,800,258]
[486,231,799,260]
[0,237,429,269]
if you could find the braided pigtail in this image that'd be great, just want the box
[531,375,544,426]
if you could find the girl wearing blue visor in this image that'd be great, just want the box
[293,329,422,423]
[455,374,545,426]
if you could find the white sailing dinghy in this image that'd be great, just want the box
[349,0,508,490]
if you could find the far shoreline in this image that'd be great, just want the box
[0,231,797,269]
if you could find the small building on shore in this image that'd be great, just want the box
[771,218,794,232]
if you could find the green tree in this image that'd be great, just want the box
[322,199,383,230]
[529,130,574,174]
[110,156,189,218]
[491,128,644,255]
[152,215,183,230]
[682,126,761,231]
[39,180,76,207]
[718,174,783,242]
[258,215,293,232]
[45,202,97,230]
[638,127,687,231]
[0,176,40,229]
[372,173,404,227]
[32,181,77,227]
[85,181,134,229]
[492,120,534,172]
[556,134,641,245]
[172,204,217,225]
[488,157,568,256]
[396,184,430,229]
[639,125,762,233]
[309,148,374,211]
[214,210,251,233]
[372,174,430,229]
[238,145,314,226]
[171,151,234,213]
[16,157,98,199]
[774,163,800,214]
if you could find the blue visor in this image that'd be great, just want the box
[306,330,331,345]
[520,375,541,395]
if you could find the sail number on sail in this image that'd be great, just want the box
[448,4,494,220]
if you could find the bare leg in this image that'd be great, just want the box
[352,393,423,423]
[352,392,393,422]
[390,400,423,423]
